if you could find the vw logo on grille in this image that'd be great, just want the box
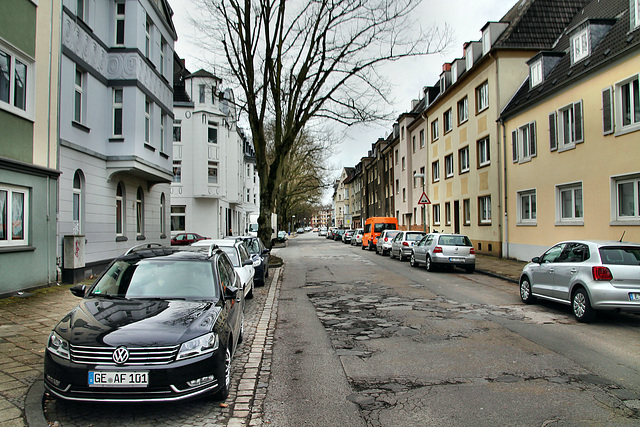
[113,346,130,365]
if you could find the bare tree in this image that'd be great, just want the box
[193,0,451,246]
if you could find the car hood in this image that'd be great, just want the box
[54,298,221,347]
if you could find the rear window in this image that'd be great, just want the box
[406,233,425,241]
[374,223,397,233]
[599,247,640,265]
[437,235,472,246]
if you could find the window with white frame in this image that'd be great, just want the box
[171,206,186,232]
[208,162,219,184]
[476,81,489,113]
[614,175,640,221]
[0,44,32,118]
[77,0,88,21]
[432,160,440,183]
[479,195,491,224]
[571,27,589,64]
[208,122,218,143]
[160,38,166,76]
[444,108,453,133]
[530,59,543,87]
[160,113,166,152]
[557,183,583,222]
[160,193,166,236]
[511,121,537,163]
[72,171,83,234]
[199,85,206,104]
[445,202,451,225]
[635,0,640,29]
[458,96,468,124]
[617,76,640,131]
[459,146,469,173]
[0,185,29,246]
[445,154,454,178]
[74,66,85,123]
[145,18,151,59]
[517,190,537,224]
[433,204,441,225]
[431,119,439,142]
[115,2,125,46]
[116,183,124,236]
[136,187,144,236]
[557,101,583,149]
[112,88,123,136]
[463,198,470,225]
[173,120,181,142]
[477,137,490,167]
[419,129,425,148]
[144,98,151,144]
[482,29,491,54]
[173,161,181,183]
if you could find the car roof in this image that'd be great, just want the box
[193,239,238,248]
[117,244,222,262]
[551,240,640,248]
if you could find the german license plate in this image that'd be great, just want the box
[88,371,149,387]
[630,293,640,301]
[449,257,464,262]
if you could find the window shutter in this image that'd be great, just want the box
[602,87,613,135]
[574,101,584,143]
[529,121,537,157]
[549,112,557,151]
[512,130,518,162]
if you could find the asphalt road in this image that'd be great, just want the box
[263,232,640,426]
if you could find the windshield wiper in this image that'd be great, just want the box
[91,294,128,300]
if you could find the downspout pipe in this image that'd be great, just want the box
[500,118,508,259]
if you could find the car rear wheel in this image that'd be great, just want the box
[426,255,435,272]
[519,278,535,303]
[389,249,394,259]
[410,253,418,267]
[572,288,596,323]
[212,345,231,401]
[464,265,475,274]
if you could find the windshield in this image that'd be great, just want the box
[599,247,640,265]
[374,223,397,233]
[90,260,217,299]
[248,223,259,232]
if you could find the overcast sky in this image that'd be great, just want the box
[170,0,516,199]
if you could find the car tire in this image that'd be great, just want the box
[389,249,394,259]
[519,277,535,304]
[212,345,231,401]
[410,253,418,267]
[361,244,365,250]
[368,242,373,251]
[572,288,596,323]
[465,265,475,274]
[265,265,269,278]
[399,252,406,262]
[426,255,435,272]
[246,281,254,299]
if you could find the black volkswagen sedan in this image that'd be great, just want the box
[44,243,244,403]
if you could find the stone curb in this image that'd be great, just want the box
[25,377,47,427]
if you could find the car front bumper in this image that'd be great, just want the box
[44,347,227,402]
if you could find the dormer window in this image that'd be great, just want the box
[634,0,640,29]
[482,29,491,55]
[572,27,589,63]
[530,59,543,87]
[451,63,458,84]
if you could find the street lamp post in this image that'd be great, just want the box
[414,173,427,233]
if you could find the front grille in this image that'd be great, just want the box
[70,344,180,365]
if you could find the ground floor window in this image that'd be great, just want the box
[463,198,470,225]
[615,175,640,220]
[478,195,491,224]
[517,190,537,225]
[0,185,29,246]
[432,204,441,226]
[171,206,186,232]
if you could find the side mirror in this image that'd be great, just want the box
[224,285,239,300]
[70,284,86,297]
[242,259,253,266]
[262,248,271,255]
[531,257,540,264]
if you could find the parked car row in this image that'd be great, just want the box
[45,233,277,404]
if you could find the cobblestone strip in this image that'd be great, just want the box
[228,267,281,427]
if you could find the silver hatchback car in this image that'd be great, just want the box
[519,240,640,322]
[390,231,426,261]
[410,233,475,273]
[375,230,401,255]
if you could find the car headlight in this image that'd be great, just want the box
[177,333,219,360]
[47,331,70,360]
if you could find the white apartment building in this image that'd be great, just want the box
[171,66,258,239]
[58,0,176,282]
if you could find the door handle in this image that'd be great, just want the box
[570,268,577,274]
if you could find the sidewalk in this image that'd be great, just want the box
[0,254,526,427]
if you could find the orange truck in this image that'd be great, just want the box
[362,217,399,250]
